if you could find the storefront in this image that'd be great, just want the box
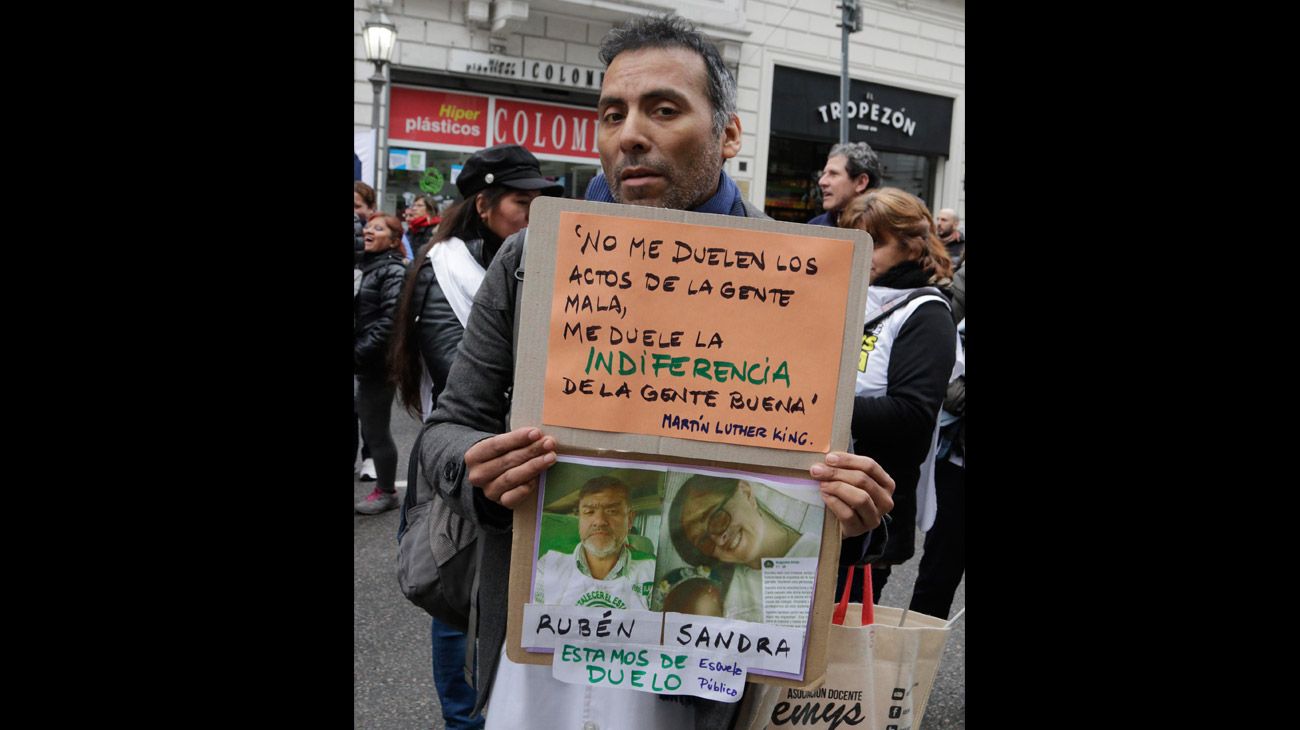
[763,66,955,223]
[382,54,605,218]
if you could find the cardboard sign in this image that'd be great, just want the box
[512,197,872,471]
[506,198,872,689]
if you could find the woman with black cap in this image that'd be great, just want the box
[390,144,563,422]
[388,143,562,730]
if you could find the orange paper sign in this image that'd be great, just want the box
[540,211,854,452]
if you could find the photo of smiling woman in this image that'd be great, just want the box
[660,471,824,625]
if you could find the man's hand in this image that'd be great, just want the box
[810,452,895,538]
[465,427,558,509]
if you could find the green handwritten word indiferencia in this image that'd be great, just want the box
[583,347,790,387]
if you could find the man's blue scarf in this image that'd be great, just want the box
[584,171,750,216]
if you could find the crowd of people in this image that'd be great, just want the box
[353,13,965,729]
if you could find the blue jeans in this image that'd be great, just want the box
[432,618,483,729]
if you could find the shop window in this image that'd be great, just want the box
[385,148,600,216]
[764,136,826,224]
[877,152,935,208]
[764,136,941,223]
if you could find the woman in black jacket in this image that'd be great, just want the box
[354,212,409,515]
[838,187,961,604]
[391,145,562,421]
[388,144,561,730]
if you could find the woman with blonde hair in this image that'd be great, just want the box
[838,187,963,605]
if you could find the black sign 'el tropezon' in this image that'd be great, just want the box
[769,66,954,156]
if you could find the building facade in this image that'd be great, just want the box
[354,0,964,225]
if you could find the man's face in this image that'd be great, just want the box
[818,155,868,214]
[354,192,373,218]
[597,47,740,210]
[578,488,633,559]
[937,210,956,237]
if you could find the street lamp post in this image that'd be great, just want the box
[363,6,396,209]
[837,1,863,145]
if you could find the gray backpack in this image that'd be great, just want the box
[396,228,528,632]
[396,415,479,631]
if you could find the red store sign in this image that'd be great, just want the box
[491,98,598,159]
[389,87,489,147]
[389,86,598,160]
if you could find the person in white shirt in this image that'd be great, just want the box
[534,476,655,609]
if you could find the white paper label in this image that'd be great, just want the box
[551,640,747,703]
[522,604,662,651]
[662,612,805,677]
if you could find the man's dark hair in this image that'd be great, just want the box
[413,193,439,215]
[599,13,737,136]
[829,142,882,190]
[578,475,630,503]
[354,180,376,208]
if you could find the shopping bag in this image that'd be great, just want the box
[744,565,956,730]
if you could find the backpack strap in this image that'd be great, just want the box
[463,531,484,688]
[863,286,949,333]
[396,421,428,542]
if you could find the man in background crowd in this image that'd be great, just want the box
[807,141,881,227]
[937,207,965,265]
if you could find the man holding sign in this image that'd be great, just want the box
[416,13,896,729]
[534,476,655,609]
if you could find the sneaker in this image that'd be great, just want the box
[355,487,399,515]
[359,458,377,481]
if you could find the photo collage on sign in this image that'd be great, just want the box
[532,456,824,629]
